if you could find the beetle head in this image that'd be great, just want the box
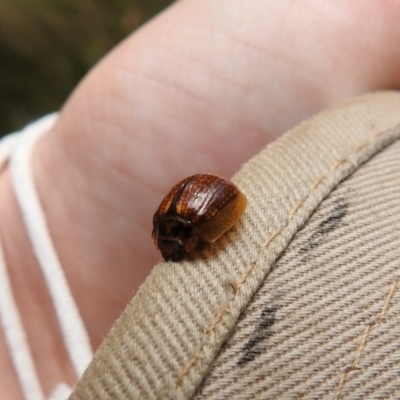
[157,239,186,261]
[152,216,201,261]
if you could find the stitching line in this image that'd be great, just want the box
[176,349,202,386]
[206,304,230,335]
[175,130,387,387]
[333,279,399,400]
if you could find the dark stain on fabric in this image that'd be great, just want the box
[238,306,276,366]
[299,197,348,255]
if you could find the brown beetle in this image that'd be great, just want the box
[152,174,247,261]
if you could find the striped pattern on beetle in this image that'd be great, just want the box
[152,174,247,261]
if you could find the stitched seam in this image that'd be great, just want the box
[175,130,387,387]
[333,279,399,400]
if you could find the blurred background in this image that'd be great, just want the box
[0,0,173,136]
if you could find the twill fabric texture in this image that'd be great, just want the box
[69,91,400,400]
[195,133,400,399]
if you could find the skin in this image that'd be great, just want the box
[1,0,400,398]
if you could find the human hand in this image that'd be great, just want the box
[1,1,400,398]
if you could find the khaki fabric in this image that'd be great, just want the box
[70,91,400,400]
[195,138,400,399]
